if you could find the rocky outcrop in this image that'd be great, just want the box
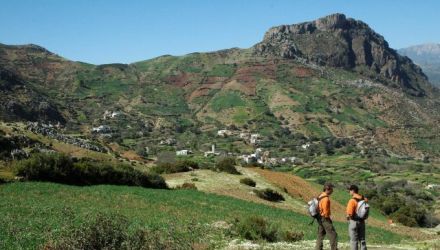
[27,122,107,153]
[253,13,431,97]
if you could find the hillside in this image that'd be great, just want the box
[399,43,440,87]
[1,14,439,161]
[1,13,440,248]
[0,182,418,249]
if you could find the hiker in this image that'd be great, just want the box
[346,184,368,250]
[316,183,338,250]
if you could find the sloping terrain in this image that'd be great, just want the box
[0,182,411,249]
[0,13,439,248]
[0,14,439,160]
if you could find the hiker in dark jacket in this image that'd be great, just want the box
[316,183,338,250]
[346,184,368,250]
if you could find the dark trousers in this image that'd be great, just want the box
[316,217,338,250]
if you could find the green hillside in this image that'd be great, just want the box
[0,182,403,249]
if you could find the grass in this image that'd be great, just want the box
[210,91,246,112]
[0,182,404,249]
[206,64,236,77]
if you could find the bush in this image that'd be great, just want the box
[278,230,304,242]
[14,153,167,189]
[151,160,199,174]
[176,182,197,190]
[232,216,303,243]
[254,188,285,202]
[241,162,264,168]
[233,216,277,242]
[44,213,206,250]
[216,157,240,175]
[240,178,256,187]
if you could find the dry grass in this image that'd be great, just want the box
[164,168,305,212]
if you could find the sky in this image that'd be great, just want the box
[1,0,439,64]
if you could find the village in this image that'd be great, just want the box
[175,128,306,167]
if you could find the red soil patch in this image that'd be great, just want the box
[167,72,193,87]
[232,62,276,84]
[251,168,347,222]
[188,82,224,101]
[223,80,256,96]
[294,66,314,78]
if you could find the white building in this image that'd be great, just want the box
[176,150,192,156]
[250,134,261,144]
[92,125,111,133]
[160,138,177,146]
[217,129,232,137]
[239,132,250,139]
[204,144,220,157]
[301,143,311,149]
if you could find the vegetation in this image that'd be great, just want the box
[13,153,167,189]
[175,182,197,190]
[232,216,303,242]
[43,213,206,250]
[240,177,256,187]
[254,188,285,202]
[151,160,199,174]
[210,91,246,112]
[0,182,403,249]
[216,157,240,174]
[363,182,439,227]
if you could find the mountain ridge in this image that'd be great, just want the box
[0,13,439,159]
[399,43,440,87]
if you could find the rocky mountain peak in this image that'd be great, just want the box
[254,13,431,97]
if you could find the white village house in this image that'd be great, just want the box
[176,149,192,156]
[217,129,232,137]
[92,125,112,133]
[204,144,220,157]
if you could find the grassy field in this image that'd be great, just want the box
[0,182,404,249]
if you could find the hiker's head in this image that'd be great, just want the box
[323,183,334,195]
[348,184,359,195]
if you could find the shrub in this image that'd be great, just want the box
[278,230,304,242]
[254,188,285,202]
[176,182,197,190]
[44,213,206,250]
[151,160,199,174]
[233,216,277,242]
[45,213,129,250]
[216,157,240,175]
[14,153,167,189]
[240,178,256,187]
[241,162,264,168]
[232,216,303,243]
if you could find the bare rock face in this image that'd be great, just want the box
[253,13,431,97]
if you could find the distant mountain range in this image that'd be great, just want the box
[399,43,440,87]
[1,13,439,159]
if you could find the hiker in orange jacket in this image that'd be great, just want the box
[316,183,338,250]
[346,184,368,250]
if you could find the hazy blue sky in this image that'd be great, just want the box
[1,0,439,64]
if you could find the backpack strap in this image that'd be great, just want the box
[318,195,328,201]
